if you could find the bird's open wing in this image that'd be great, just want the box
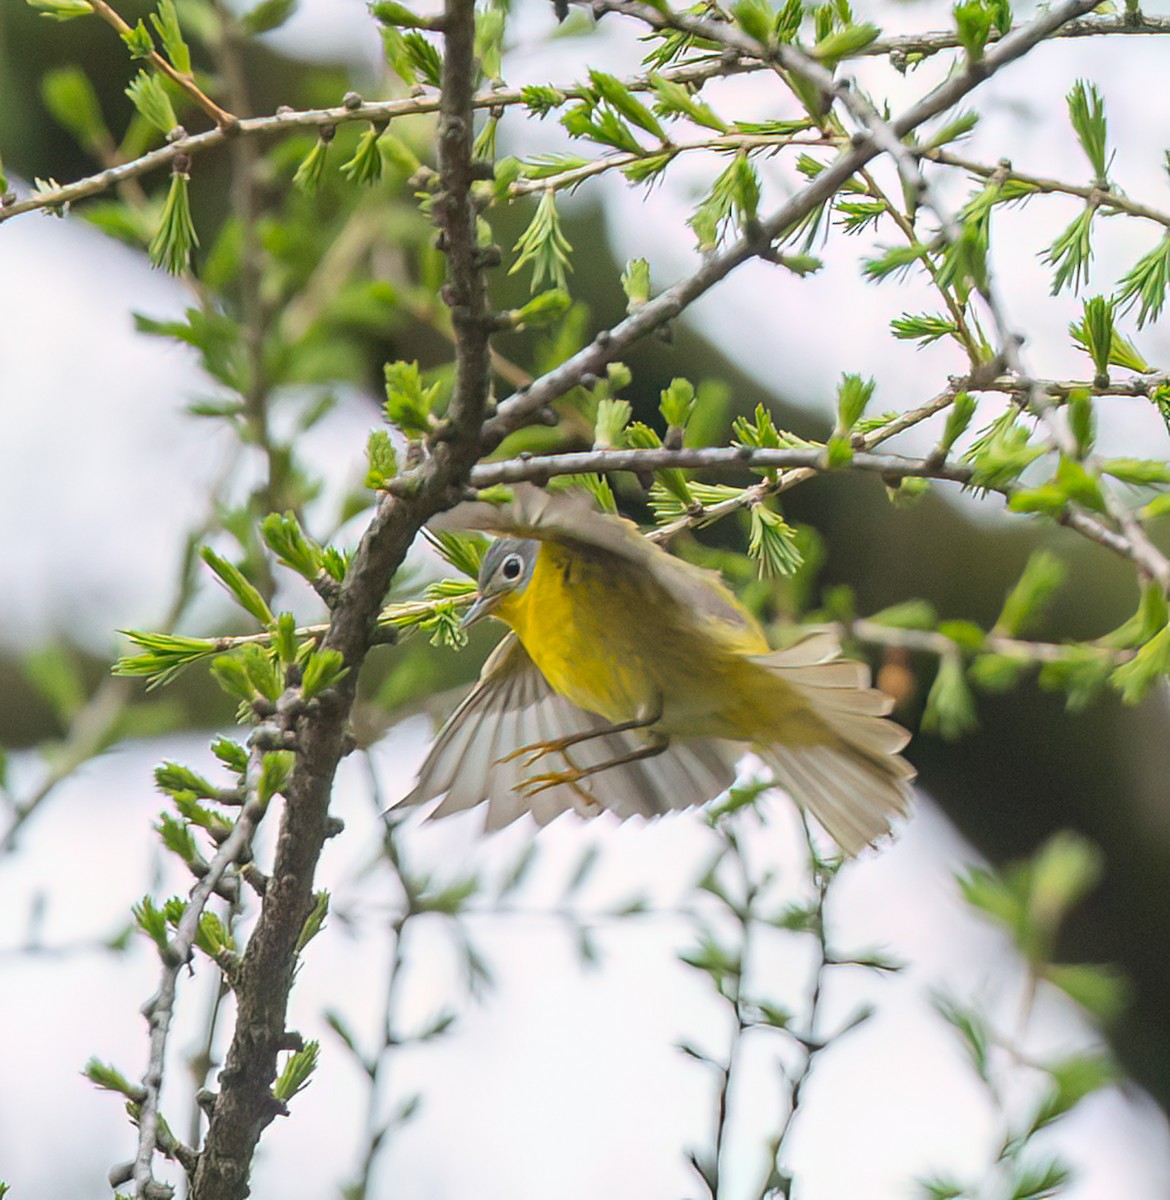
[433,483,759,643]
[400,632,740,830]
[749,634,915,855]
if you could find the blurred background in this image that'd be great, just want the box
[3,0,1170,1195]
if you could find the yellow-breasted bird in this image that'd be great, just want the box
[402,485,913,854]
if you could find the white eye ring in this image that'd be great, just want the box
[501,554,523,581]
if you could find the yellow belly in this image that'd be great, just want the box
[492,541,803,740]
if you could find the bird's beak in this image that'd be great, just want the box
[460,592,498,629]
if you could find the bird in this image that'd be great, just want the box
[400,484,914,855]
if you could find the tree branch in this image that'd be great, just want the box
[187,1,495,1194]
[133,790,265,1198]
[482,0,1104,447]
[468,444,975,486]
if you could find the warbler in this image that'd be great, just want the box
[403,484,913,854]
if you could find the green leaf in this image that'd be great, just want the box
[748,502,803,578]
[301,649,348,701]
[836,372,873,434]
[1067,79,1109,183]
[212,739,247,777]
[1042,205,1095,295]
[863,243,929,283]
[23,644,86,721]
[27,0,94,19]
[120,16,154,55]
[1073,295,1114,382]
[811,21,880,66]
[1116,234,1170,328]
[133,896,171,952]
[731,0,773,43]
[565,474,617,513]
[919,109,979,152]
[1111,622,1170,703]
[512,288,572,330]
[1031,1054,1115,1130]
[114,630,220,688]
[241,0,298,34]
[83,1058,144,1098]
[588,69,665,140]
[649,73,726,132]
[1102,584,1169,653]
[340,126,384,186]
[195,911,233,958]
[621,257,652,311]
[149,169,199,274]
[293,138,330,193]
[890,312,958,346]
[261,512,324,580]
[125,70,177,135]
[966,415,1045,489]
[295,890,330,955]
[660,378,696,431]
[922,653,978,740]
[366,429,398,489]
[1010,1159,1070,1200]
[475,5,505,81]
[1029,830,1102,940]
[959,864,1024,941]
[594,398,632,449]
[1069,302,1150,374]
[937,391,977,457]
[968,652,1030,692]
[994,550,1066,637]
[402,31,442,87]
[258,750,295,806]
[41,67,109,151]
[1043,963,1129,1022]
[272,611,298,666]
[384,359,442,436]
[151,0,191,72]
[953,0,994,61]
[201,547,274,625]
[933,994,990,1079]
[424,530,489,580]
[155,761,218,799]
[869,599,938,629]
[688,152,761,251]
[1037,646,1113,712]
[509,190,573,293]
[1100,458,1170,485]
[273,1040,319,1102]
[371,0,431,27]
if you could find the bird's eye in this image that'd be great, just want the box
[501,554,523,581]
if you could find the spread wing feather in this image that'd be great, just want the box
[418,490,916,854]
[433,483,757,640]
[400,633,741,828]
[751,635,915,855]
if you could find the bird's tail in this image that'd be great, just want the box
[750,633,915,856]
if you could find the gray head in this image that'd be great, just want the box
[460,537,539,628]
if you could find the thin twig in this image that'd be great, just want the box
[86,0,237,129]
[133,793,265,1197]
